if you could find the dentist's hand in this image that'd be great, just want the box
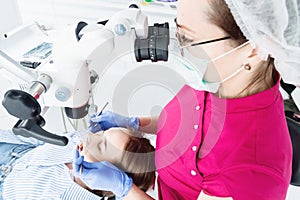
[89,111,139,133]
[73,149,133,199]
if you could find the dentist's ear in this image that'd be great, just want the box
[244,48,265,71]
[248,47,258,57]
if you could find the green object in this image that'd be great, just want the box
[145,0,152,2]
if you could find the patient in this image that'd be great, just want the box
[0,128,155,200]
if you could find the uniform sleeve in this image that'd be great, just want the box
[221,165,289,200]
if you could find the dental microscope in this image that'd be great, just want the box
[1,5,170,146]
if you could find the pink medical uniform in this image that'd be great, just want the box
[155,78,292,200]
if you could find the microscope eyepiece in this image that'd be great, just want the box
[134,22,169,62]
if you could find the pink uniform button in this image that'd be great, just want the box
[192,146,197,151]
[191,170,197,176]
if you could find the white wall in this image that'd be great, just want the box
[0,0,22,38]
[16,0,177,30]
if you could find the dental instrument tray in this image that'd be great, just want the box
[20,42,52,69]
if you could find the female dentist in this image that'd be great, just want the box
[73,0,300,199]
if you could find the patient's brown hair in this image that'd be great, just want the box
[90,129,156,198]
[118,135,156,192]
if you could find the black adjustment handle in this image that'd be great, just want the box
[13,116,68,146]
[2,89,41,120]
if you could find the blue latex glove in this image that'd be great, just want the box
[73,149,133,199]
[89,111,139,133]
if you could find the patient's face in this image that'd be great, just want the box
[79,128,130,163]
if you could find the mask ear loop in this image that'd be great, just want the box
[211,41,252,84]
[211,41,251,62]
[220,64,246,83]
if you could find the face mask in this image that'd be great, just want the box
[180,41,251,93]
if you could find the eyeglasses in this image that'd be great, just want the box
[174,17,231,54]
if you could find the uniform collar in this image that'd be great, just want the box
[207,76,281,113]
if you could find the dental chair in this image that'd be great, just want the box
[287,115,300,186]
[281,80,300,186]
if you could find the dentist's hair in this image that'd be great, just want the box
[207,0,277,96]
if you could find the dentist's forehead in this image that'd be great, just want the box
[177,0,211,32]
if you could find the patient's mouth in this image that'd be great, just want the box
[78,142,84,153]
